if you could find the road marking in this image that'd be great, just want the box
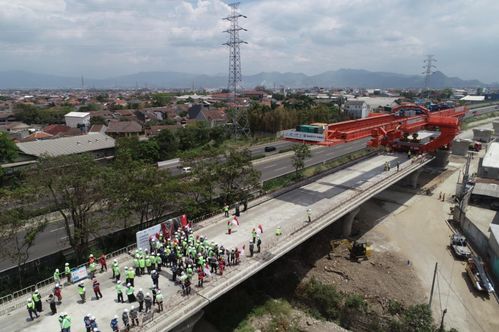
[60,236,68,240]
[50,226,66,233]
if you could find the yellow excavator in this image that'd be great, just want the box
[348,241,373,261]
[329,240,373,261]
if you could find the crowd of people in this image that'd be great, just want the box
[24,205,280,332]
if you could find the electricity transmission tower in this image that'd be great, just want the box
[223,1,250,137]
[422,55,437,90]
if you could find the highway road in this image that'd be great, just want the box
[0,139,368,272]
[463,104,499,118]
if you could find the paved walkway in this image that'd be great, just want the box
[2,153,415,332]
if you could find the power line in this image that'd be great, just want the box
[223,1,250,138]
[422,54,437,90]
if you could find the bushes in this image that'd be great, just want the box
[296,278,343,320]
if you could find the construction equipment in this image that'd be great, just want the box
[283,103,468,153]
[449,234,471,259]
[347,240,372,262]
[465,256,495,294]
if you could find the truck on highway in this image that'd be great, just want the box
[449,234,471,259]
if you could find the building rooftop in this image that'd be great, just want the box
[107,120,143,133]
[482,142,499,168]
[16,133,115,157]
[64,111,90,118]
[460,95,485,101]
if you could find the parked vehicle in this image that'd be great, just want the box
[449,234,471,259]
[465,256,495,294]
[181,167,192,174]
[264,146,276,152]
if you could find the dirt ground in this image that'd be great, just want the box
[353,158,499,332]
[305,242,425,314]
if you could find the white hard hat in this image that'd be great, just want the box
[55,269,59,272]
[146,293,150,296]
[124,309,128,313]
[114,315,118,319]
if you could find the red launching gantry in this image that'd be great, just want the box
[283,103,468,153]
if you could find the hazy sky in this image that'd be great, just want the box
[0,0,498,82]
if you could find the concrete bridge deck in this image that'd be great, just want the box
[0,152,432,332]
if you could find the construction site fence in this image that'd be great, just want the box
[0,149,378,312]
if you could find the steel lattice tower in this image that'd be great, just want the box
[422,54,437,90]
[223,2,250,137]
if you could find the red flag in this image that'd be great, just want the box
[232,216,239,226]
[181,214,188,228]
[258,224,264,234]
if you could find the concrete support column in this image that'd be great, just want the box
[342,207,360,238]
[409,168,423,189]
[171,310,204,332]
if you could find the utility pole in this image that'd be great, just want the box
[422,55,437,94]
[439,308,448,332]
[429,262,438,307]
[81,75,85,90]
[223,1,250,137]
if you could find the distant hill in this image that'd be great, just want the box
[0,69,487,89]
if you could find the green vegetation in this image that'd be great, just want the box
[461,110,499,129]
[116,123,232,163]
[291,144,311,178]
[14,104,71,124]
[151,93,173,107]
[295,278,456,332]
[0,132,18,163]
[248,96,347,134]
[235,299,299,332]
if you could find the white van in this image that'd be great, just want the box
[181,167,192,174]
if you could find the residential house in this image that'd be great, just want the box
[65,111,91,131]
[0,122,31,140]
[106,120,143,138]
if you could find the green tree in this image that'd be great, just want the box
[0,132,18,162]
[291,144,311,177]
[27,154,107,262]
[151,93,172,107]
[154,129,179,160]
[0,202,47,288]
[216,148,261,205]
[400,304,434,332]
[116,137,160,163]
[90,116,106,126]
[79,103,100,112]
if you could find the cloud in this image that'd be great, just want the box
[0,0,497,82]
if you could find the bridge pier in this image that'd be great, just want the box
[342,207,360,238]
[171,310,204,332]
[409,168,423,189]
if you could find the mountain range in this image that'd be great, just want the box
[0,69,494,89]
